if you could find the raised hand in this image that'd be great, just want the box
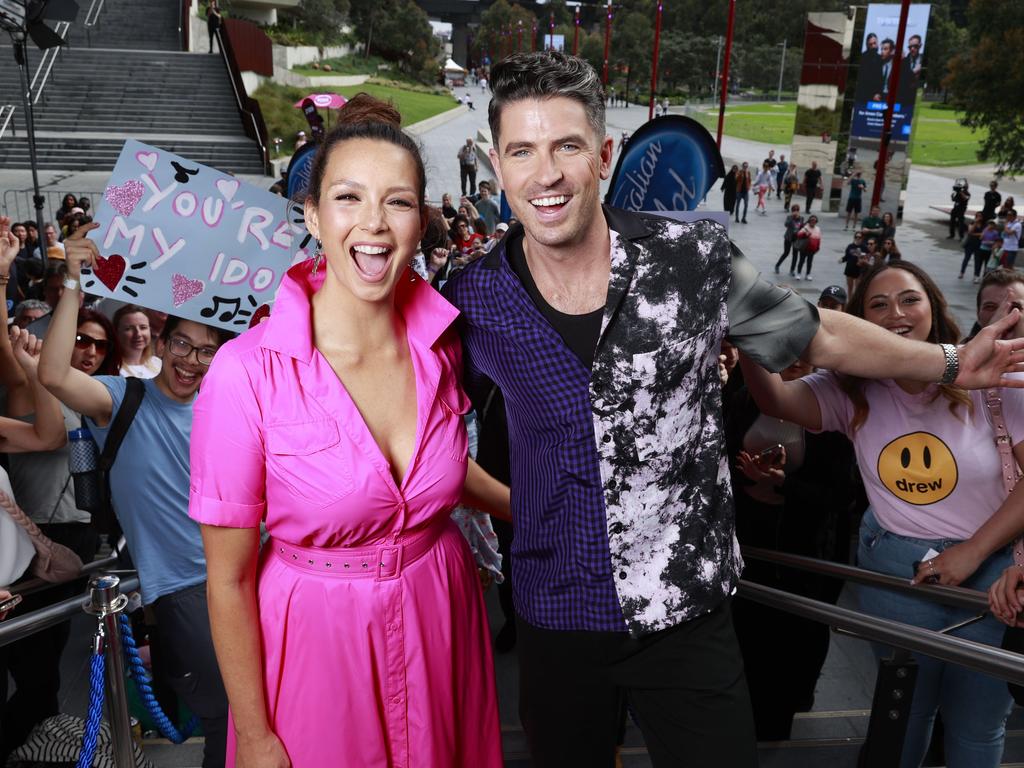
[62,221,102,281]
[0,215,20,274]
[9,325,43,378]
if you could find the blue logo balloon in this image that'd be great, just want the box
[606,116,724,212]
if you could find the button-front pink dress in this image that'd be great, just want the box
[188,262,503,767]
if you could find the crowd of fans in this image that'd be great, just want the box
[2,142,1024,767]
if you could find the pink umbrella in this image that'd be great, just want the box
[293,93,349,110]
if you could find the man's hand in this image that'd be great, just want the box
[0,215,19,274]
[63,221,102,280]
[9,325,43,379]
[956,310,1024,389]
[990,297,1024,341]
[989,565,1024,627]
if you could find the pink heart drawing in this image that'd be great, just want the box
[216,178,239,202]
[171,273,204,307]
[103,180,145,217]
[135,151,158,171]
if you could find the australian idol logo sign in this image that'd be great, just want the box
[606,116,724,213]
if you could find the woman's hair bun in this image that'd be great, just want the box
[336,92,402,129]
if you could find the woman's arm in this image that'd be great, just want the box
[201,525,290,768]
[738,353,822,431]
[462,459,511,522]
[36,223,113,425]
[0,217,28,394]
[913,440,1024,587]
[0,327,66,453]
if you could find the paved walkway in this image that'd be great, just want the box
[422,91,1024,332]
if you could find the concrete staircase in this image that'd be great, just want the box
[0,0,266,175]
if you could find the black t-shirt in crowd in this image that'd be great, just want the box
[804,168,822,190]
[505,234,603,370]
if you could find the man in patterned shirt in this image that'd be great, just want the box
[443,51,1024,767]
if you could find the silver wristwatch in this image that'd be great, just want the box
[938,343,960,385]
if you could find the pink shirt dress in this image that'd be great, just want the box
[189,262,502,767]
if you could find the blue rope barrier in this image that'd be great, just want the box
[117,614,199,743]
[76,648,106,768]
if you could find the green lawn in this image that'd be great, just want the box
[291,54,424,90]
[255,80,457,154]
[692,102,986,167]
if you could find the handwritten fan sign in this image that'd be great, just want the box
[88,140,312,331]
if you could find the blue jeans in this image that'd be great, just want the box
[734,191,749,221]
[856,509,1013,768]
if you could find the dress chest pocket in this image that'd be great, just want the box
[266,420,356,507]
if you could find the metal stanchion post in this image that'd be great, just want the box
[85,574,135,768]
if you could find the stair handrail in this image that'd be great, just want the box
[29,20,70,104]
[741,545,991,613]
[738,580,1024,687]
[0,104,15,141]
[215,25,271,175]
[82,0,106,27]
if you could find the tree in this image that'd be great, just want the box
[295,0,348,48]
[610,10,653,103]
[474,0,538,61]
[944,0,1024,172]
[348,0,440,80]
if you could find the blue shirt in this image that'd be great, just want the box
[849,178,867,200]
[87,377,206,604]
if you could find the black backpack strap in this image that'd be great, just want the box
[98,377,145,472]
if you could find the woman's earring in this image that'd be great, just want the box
[311,240,323,276]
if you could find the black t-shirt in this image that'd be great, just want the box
[505,234,603,370]
[804,168,822,189]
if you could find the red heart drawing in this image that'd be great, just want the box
[92,254,126,292]
[249,304,271,328]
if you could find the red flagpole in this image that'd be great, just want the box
[715,0,736,149]
[532,21,537,52]
[573,6,580,55]
[648,0,663,121]
[602,1,612,86]
[549,12,555,51]
[517,20,522,52]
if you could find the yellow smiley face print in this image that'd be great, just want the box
[876,432,958,505]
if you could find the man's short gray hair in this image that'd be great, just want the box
[14,299,51,318]
[488,51,605,149]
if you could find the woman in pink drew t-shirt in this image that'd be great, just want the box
[188,95,507,768]
[740,260,1024,768]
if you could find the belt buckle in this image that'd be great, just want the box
[376,544,403,581]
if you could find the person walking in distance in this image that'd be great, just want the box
[735,162,752,224]
[775,204,803,276]
[950,181,971,240]
[804,162,822,213]
[794,215,822,281]
[775,154,788,200]
[753,162,776,216]
[458,138,478,197]
[982,181,1002,223]
[783,164,799,210]
[845,171,867,231]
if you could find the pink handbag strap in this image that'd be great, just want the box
[984,389,1024,566]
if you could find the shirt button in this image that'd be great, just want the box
[608,479,617,490]
[619,571,627,580]
[610,523,623,535]
[602,434,612,444]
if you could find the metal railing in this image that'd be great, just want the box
[82,0,107,27]
[215,26,271,174]
[29,21,70,105]
[1,188,104,224]
[0,573,139,649]
[742,545,990,613]
[0,104,15,141]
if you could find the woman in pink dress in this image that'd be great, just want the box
[189,96,508,767]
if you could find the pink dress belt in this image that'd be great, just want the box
[269,521,447,581]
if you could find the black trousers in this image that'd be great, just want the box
[151,582,228,768]
[460,165,477,196]
[517,599,757,767]
[797,248,815,275]
[775,238,797,272]
[0,523,99,760]
[805,193,815,212]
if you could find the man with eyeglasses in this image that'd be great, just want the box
[37,223,232,768]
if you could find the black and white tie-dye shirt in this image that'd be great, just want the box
[445,206,819,636]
